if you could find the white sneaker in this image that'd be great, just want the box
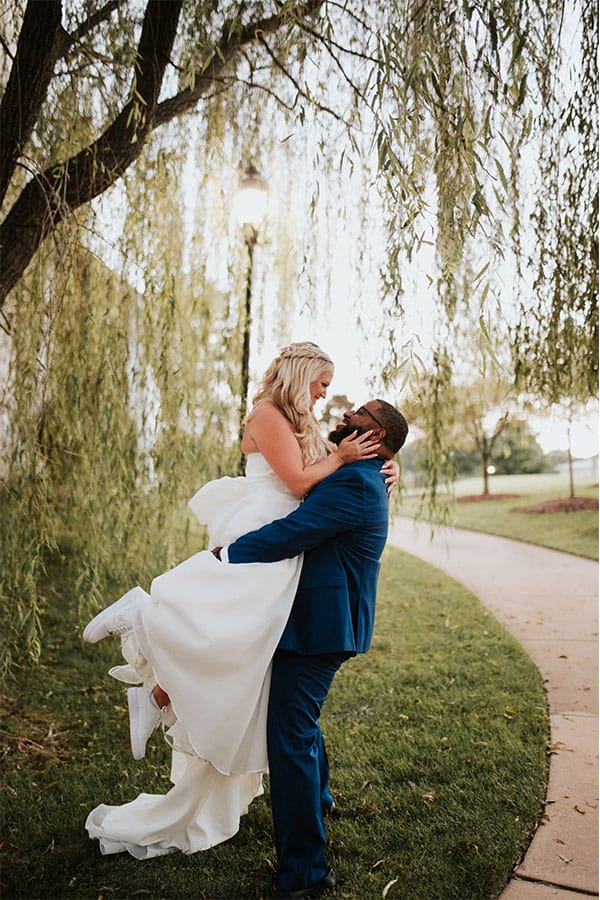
[82,587,143,643]
[127,686,164,760]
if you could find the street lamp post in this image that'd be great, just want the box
[234,165,268,474]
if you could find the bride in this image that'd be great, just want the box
[83,341,397,859]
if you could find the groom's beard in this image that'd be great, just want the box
[328,423,369,444]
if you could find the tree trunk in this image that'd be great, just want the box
[567,422,575,499]
[0,1,62,209]
[482,444,490,494]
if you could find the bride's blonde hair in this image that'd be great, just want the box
[252,341,334,465]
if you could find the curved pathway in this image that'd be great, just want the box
[387,520,598,899]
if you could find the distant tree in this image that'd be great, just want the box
[401,439,479,488]
[320,394,353,436]
[408,369,526,495]
[452,447,481,477]
[553,397,593,499]
[544,449,571,469]
[455,395,516,495]
[490,421,552,475]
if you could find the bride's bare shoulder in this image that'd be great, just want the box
[247,398,288,425]
[242,399,294,453]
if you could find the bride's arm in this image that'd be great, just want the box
[243,402,378,498]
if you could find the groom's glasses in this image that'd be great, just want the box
[355,405,385,429]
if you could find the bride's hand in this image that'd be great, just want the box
[381,459,400,496]
[335,430,380,464]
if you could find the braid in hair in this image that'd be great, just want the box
[252,342,333,465]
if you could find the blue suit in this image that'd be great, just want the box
[226,459,389,891]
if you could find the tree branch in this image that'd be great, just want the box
[196,71,299,115]
[0,0,62,210]
[293,22,376,116]
[51,0,121,61]
[490,412,511,444]
[0,0,182,306]
[256,33,348,123]
[71,0,121,44]
[153,0,323,127]
[296,18,380,66]
[321,1,380,41]
[0,34,14,61]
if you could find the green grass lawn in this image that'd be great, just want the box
[400,472,598,560]
[1,545,548,900]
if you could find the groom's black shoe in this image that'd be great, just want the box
[274,868,336,898]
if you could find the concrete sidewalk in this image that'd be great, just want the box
[387,521,598,899]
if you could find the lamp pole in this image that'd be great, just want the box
[239,223,257,459]
[234,165,268,475]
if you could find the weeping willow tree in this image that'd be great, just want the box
[0,152,247,678]
[0,0,597,678]
[512,1,597,403]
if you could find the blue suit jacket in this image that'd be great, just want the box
[226,459,389,655]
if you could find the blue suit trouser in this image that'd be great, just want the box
[267,649,350,892]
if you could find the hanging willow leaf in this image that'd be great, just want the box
[494,157,508,191]
[473,261,490,283]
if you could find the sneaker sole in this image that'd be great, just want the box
[128,687,148,760]
[82,587,143,643]
[127,687,161,760]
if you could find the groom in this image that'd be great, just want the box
[215,400,408,898]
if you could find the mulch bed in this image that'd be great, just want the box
[456,494,598,513]
[514,497,599,514]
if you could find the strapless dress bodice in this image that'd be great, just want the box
[244,452,294,489]
[187,453,300,547]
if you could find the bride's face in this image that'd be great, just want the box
[309,368,333,410]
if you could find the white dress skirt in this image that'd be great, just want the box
[85,453,302,858]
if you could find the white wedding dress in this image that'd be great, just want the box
[85,454,303,858]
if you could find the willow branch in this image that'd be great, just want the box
[71,0,121,43]
[296,22,376,114]
[153,0,323,127]
[0,34,14,61]
[256,33,348,124]
[204,72,299,114]
[296,19,380,65]
[322,1,380,40]
[54,0,121,59]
